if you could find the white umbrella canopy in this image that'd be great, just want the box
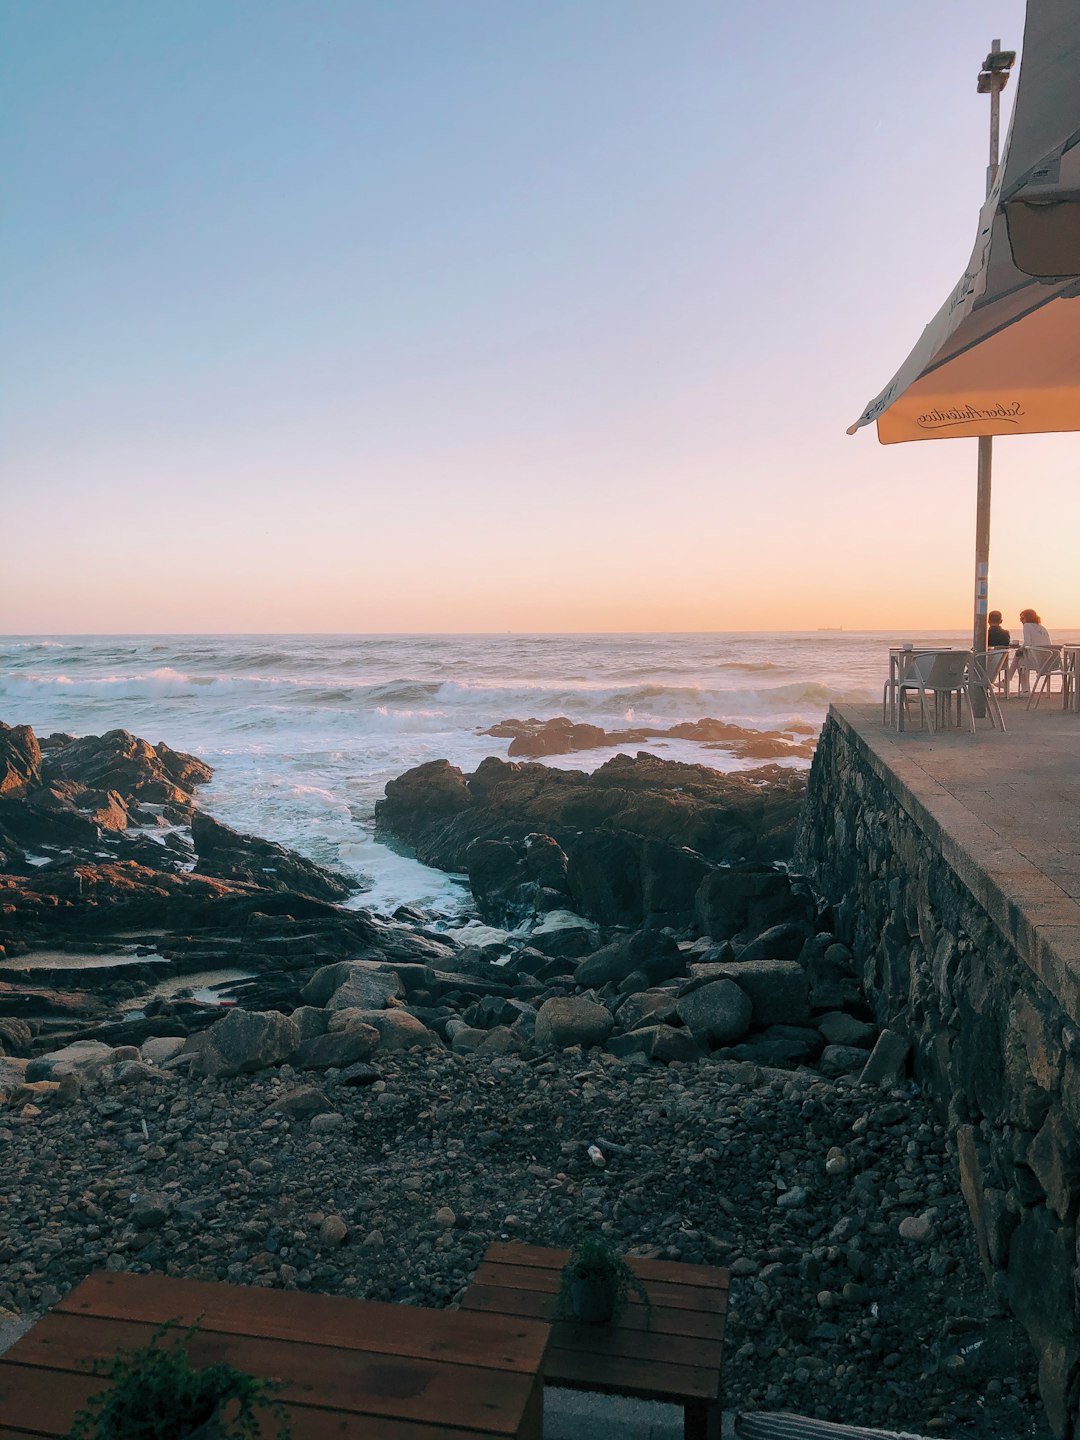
[848,0,1080,445]
[1001,0,1080,278]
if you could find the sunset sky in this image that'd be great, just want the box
[4,0,1075,633]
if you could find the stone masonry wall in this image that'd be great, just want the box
[797,709,1080,1438]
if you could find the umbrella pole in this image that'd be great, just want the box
[972,436,992,715]
[971,38,1009,718]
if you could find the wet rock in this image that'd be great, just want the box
[191,812,355,901]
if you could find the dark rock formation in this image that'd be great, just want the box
[482,715,816,762]
[377,752,807,928]
[191,812,354,901]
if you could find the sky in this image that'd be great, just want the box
[3,0,1075,633]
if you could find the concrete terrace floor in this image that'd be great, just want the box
[834,697,1080,1015]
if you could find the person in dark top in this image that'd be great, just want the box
[987,610,1011,647]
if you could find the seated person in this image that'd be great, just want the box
[987,610,1011,647]
[1009,608,1054,694]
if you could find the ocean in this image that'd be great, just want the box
[0,630,1001,919]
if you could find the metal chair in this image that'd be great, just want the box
[967,651,1007,731]
[736,1413,937,1440]
[896,650,974,733]
[1025,645,1065,708]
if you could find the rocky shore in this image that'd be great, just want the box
[0,720,1051,1435]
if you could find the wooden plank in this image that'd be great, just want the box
[471,1262,726,1315]
[542,1321,723,1370]
[541,1347,720,1403]
[462,1284,724,1341]
[54,1272,549,1374]
[3,1315,536,1436]
[0,1363,515,1439]
[483,1243,730,1292]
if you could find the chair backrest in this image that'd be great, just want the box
[918,650,971,690]
[980,648,1009,682]
[1028,645,1062,675]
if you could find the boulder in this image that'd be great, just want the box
[566,832,643,925]
[689,959,810,1026]
[607,1024,702,1064]
[295,1023,380,1070]
[289,1006,332,1041]
[817,1012,877,1049]
[344,1009,435,1051]
[819,1044,870,1077]
[639,841,711,919]
[195,1010,301,1078]
[738,921,812,964]
[325,965,404,1012]
[0,723,42,797]
[191,812,355,901]
[575,931,683,990]
[526,911,601,959]
[43,728,211,815]
[524,834,569,891]
[375,759,473,850]
[534,996,614,1051]
[0,1019,32,1058]
[860,1028,911,1086]
[695,864,815,941]
[268,1085,335,1120]
[466,839,528,921]
[676,980,753,1046]
[728,1025,824,1066]
[615,990,679,1032]
[140,1036,186,1066]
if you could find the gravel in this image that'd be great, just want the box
[0,1048,1052,1438]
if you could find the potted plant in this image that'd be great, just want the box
[68,1320,290,1440]
[555,1233,652,1326]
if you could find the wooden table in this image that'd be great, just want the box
[461,1242,729,1440]
[0,1271,551,1439]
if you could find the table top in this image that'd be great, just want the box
[0,1271,551,1439]
[461,1241,729,1407]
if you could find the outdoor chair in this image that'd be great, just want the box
[895,650,974,733]
[1024,645,1064,709]
[966,651,1007,731]
[735,1412,937,1440]
[984,646,1011,697]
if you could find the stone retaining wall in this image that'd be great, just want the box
[797,707,1080,1438]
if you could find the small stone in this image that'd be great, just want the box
[318,1215,348,1248]
[898,1214,934,1242]
[435,1206,456,1228]
[309,1112,346,1133]
[776,1186,808,1209]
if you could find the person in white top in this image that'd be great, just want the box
[1009,607,1054,694]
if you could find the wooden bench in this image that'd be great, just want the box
[461,1241,729,1440]
[0,1270,551,1439]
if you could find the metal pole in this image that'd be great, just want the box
[972,39,1004,710]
